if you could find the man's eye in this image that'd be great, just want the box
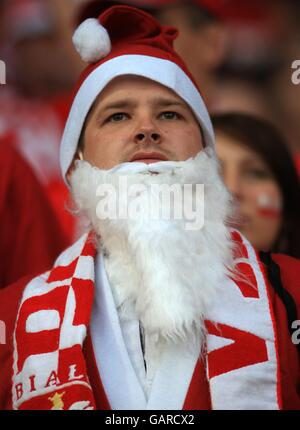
[160,111,181,120]
[107,113,128,122]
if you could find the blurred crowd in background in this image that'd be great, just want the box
[0,0,300,288]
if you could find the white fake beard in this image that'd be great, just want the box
[70,147,234,348]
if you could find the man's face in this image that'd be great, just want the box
[80,75,204,169]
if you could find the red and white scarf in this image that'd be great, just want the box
[12,230,282,409]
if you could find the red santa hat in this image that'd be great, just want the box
[60,5,214,181]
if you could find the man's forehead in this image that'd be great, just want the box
[90,75,196,118]
[95,75,184,104]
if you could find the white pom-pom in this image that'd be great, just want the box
[72,18,111,63]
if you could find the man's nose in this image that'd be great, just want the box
[134,123,161,145]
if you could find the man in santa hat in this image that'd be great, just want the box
[0,5,299,410]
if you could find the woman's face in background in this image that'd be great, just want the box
[215,132,283,251]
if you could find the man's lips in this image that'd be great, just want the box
[133,159,164,164]
[129,152,169,164]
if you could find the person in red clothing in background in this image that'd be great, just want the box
[0,5,299,411]
[0,0,85,243]
[0,135,68,288]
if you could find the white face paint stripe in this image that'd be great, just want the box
[256,192,282,210]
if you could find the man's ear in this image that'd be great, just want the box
[66,150,83,183]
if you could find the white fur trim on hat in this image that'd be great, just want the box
[72,18,111,63]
